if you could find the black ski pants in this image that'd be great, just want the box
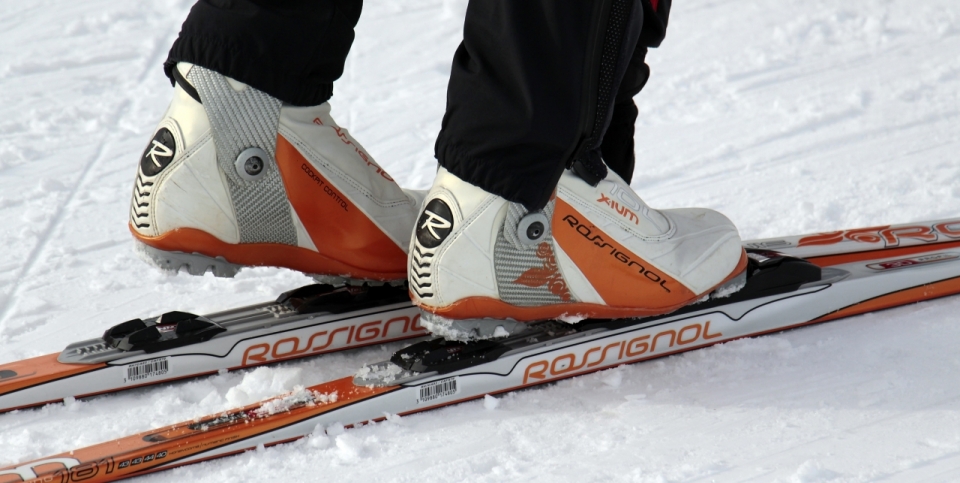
[166,0,671,211]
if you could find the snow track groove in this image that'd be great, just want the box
[0,141,108,331]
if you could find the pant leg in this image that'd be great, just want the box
[436,0,670,211]
[601,0,672,183]
[164,0,362,106]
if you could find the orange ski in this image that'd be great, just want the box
[0,283,422,414]
[0,378,396,483]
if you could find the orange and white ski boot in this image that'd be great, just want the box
[129,63,423,284]
[409,167,748,339]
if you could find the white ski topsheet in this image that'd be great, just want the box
[2,0,960,482]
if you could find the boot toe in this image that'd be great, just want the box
[659,208,743,294]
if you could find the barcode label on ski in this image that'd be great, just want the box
[418,377,458,403]
[125,357,170,383]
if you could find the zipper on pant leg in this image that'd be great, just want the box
[567,0,641,188]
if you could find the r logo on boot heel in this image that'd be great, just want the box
[417,199,454,248]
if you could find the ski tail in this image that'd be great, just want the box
[0,378,395,483]
[0,354,104,410]
[0,283,421,415]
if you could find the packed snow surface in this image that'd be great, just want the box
[2,0,960,481]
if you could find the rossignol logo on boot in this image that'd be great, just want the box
[416,199,454,248]
[562,213,673,293]
[513,243,572,301]
[140,128,176,177]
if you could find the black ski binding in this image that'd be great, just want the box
[102,311,226,353]
[277,283,410,315]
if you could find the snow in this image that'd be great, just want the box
[252,387,338,419]
[355,362,406,385]
[558,313,589,324]
[2,0,960,481]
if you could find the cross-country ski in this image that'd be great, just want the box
[4,219,960,482]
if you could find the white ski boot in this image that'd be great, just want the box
[409,167,747,339]
[130,63,424,283]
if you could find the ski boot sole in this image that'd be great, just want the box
[134,239,243,278]
[134,240,405,287]
[417,311,530,342]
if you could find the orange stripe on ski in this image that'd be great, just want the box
[810,276,960,323]
[0,378,395,483]
[0,354,104,397]
[797,220,960,248]
[806,239,960,268]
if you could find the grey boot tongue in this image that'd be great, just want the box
[640,202,671,234]
[189,65,296,246]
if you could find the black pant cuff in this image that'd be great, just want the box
[164,35,334,107]
[436,140,556,212]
